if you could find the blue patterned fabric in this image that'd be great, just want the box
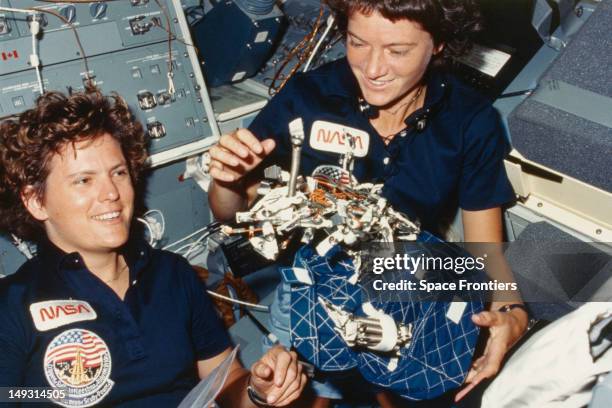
[284,232,484,400]
[283,245,361,371]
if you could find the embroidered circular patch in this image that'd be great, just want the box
[44,328,114,407]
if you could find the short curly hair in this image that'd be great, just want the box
[0,90,147,242]
[325,0,482,68]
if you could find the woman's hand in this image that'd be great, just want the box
[455,307,529,402]
[249,345,307,406]
[209,129,276,184]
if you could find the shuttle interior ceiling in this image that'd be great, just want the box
[0,0,611,278]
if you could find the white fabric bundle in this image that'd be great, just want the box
[482,303,612,408]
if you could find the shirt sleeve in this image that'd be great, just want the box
[176,257,232,361]
[0,288,27,387]
[247,77,300,171]
[0,335,25,389]
[459,105,515,210]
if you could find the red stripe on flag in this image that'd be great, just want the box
[47,340,107,361]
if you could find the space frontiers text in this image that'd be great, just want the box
[369,253,519,293]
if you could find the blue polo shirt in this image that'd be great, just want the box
[249,59,514,234]
[0,239,231,407]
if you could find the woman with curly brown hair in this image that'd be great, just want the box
[207,1,528,406]
[0,90,307,407]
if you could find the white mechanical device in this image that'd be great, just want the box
[221,117,422,355]
[319,298,413,358]
[223,118,420,259]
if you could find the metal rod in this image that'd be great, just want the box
[288,118,305,197]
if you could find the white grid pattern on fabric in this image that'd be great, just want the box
[288,235,484,400]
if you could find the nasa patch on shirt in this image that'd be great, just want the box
[44,328,114,407]
[30,300,97,332]
[310,120,370,157]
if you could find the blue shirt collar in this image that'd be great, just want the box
[37,237,151,281]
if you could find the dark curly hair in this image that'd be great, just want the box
[325,0,482,68]
[0,90,147,242]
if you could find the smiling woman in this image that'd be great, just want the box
[345,12,439,114]
[0,91,147,247]
[0,90,307,407]
[206,1,526,406]
[23,134,136,264]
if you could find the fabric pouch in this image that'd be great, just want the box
[285,232,484,400]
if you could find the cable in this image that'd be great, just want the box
[0,7,45,93]
[167,230,208,251]
[303,14,335,72]
[206,290,270,312]
[31,6,94,88]
[174,241,205,256]
[152,18,200,57]
[144,209,165,238]
[174,238,202,254]
[173,235,206,254]
[136,217,156,246]
[153,0,175,95]
[29,16,44,94]
[269,5,325,95]
[137,209,167,247]
[0,6,34,13]
[182,230,210,259]
[163,222,221,251]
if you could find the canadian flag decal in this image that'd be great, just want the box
[1,50,19,61]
